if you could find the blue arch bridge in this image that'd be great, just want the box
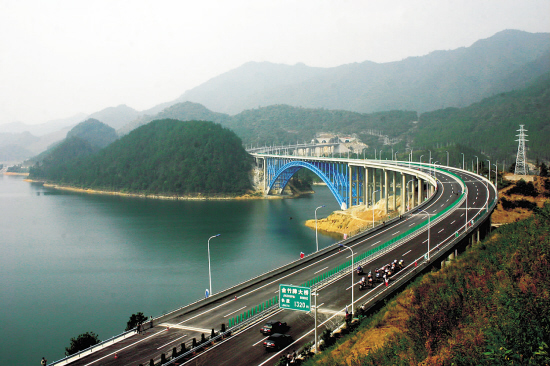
[250,152,438,214]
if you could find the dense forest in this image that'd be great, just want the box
[30,120,252,196]
[224,106,418,147]
[304,198,550,365]
[415,73,550,162]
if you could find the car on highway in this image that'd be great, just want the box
[263,333,293,350]
[260,320,288,335]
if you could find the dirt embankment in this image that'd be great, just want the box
[492,174,549,225]
[305,196,402,237]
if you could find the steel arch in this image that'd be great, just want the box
[267,159,349,210]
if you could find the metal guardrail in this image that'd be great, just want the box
[50,164,488,366]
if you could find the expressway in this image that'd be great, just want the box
[62,166,496,366]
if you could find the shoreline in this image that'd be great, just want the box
[23,179,312,201]
[3,172,30,176]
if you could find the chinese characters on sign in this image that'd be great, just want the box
[279,284,311,312]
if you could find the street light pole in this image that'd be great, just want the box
[417,209,431,261]
[461,153,465,170]
[315,205,325,252]
[445,150,449,167]
[207,234,221,296]
[339,244,354,317]
[474,156,479,175]
[428,150,432,164]
[487,160,491,181]
[420,155,424,163]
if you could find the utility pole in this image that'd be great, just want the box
[514,125,528,175]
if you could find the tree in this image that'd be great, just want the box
[540,162,548,177]
[125,312,148,331]
[65,332,100,356]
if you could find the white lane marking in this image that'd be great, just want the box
[175,171,459,330]
[83,330,167,366]
[460,213,464,217]
[157,334,187,350]
[181,308,285,365]
[314,266,329,274]
[346,280,362,290]
[422,239,428,243]
[409,223,415,227]
[392,231,400,235]
[438,229,444,233]
[224,306,246,318]
[451,220,455,224]
[253,336,269,347]
[403,250,411,256]
[161,324,211,333]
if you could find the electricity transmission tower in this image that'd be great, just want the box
[514,125,528,175]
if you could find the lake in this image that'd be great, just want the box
[0,175,340,365]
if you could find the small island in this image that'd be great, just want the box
[29,119,254,199]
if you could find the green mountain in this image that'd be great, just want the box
[30,120,252,196]
[66,118,118,149]
[224,105,417,147]
[118,101,230,135]
[415,73,550,162]
[87,104,142,130]
[169,30,549,115]
[29,136,99,179]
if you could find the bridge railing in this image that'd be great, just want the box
[222,169,467,330]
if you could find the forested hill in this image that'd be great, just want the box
[224,106,417,147]
[415,72,550,161]
[30,120,252,196]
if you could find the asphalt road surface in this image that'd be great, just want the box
[64,166,495,366]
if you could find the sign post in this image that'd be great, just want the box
[279,284,311,312]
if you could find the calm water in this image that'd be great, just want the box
[0,175,339,365]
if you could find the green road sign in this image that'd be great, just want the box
[279,284,311,312]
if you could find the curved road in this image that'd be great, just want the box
[64,166,496,366]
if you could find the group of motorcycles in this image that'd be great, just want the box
[356,259,405,290]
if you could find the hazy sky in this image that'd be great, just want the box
[1,0,549,125]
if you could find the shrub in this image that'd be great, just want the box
[64,332,101,356]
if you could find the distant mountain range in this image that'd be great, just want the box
[168,29,549,115]
[1,29,549,163]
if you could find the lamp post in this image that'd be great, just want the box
[339,244,354,318]
[445,150,449,167]
[372,190,380,228]
[207,234,221,296]
[315,205,325,252]
[461,153,465,170]
[379,150,383,160]
[394,151,398,161]
[428,150,432,164]
[417,209,431,261]
[420,155,424,163]
[374,148,377,160]
[487,159,491,181]
[432,161,439,177]
[474,156,479,175]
